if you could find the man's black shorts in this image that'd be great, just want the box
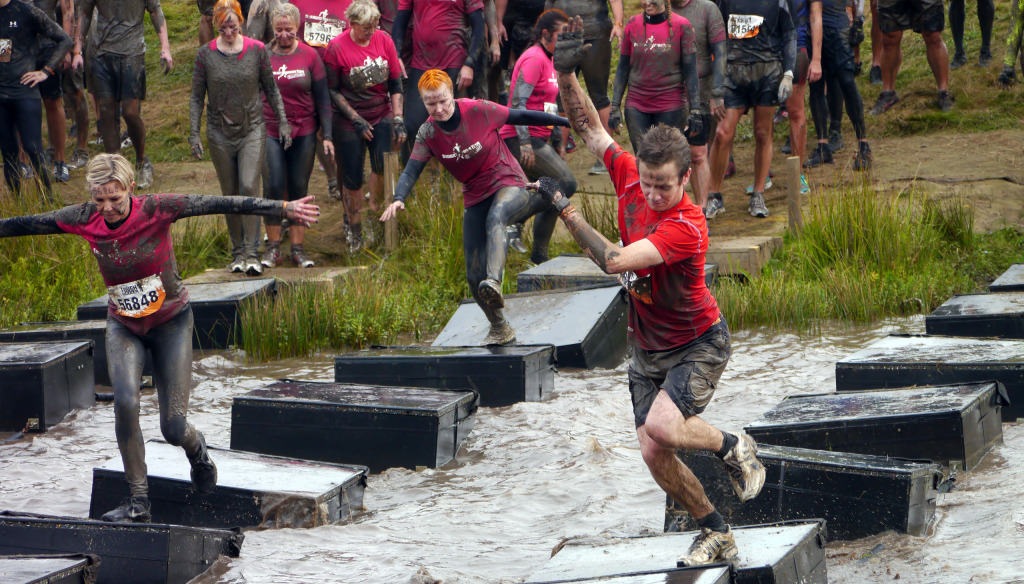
[89,53,147,101]
[38,69,63,100]
[724,60,783,109]
[198,0,215,16]
[878,0,944,33]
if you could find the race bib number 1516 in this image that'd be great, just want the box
[727,14,764,39]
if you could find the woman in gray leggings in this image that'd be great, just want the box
[189,0,290,275]
[0,154,319,522]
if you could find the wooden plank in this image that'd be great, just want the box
[705,236,783,276]
[384,152,399,251]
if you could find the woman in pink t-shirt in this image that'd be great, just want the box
[260,3,334,268]
[0,154,319,523]
[499,9,577,265]
[379,70,568,346]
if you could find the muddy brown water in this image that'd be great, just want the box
[1,316,1022,583]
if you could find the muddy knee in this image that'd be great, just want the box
[160,415,191,447]
[113,395,142,443]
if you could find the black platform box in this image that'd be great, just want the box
[88,440,368,529]
[529,566,731,584]
[988,263,1024,292]
[836,333,1024,422]
[0,555,98,584]
[526,520,827,584]
[432,284,628,369]
[0,320,156,387]
[334,345,556,407]
[516,255,718,292]
[76,279,277,350]
[665,445,943,541]
[745,382,1006,471]
[0,341,95,432]
[231,380,477,472]
[924,292,1024,338]
[0,511,243,584]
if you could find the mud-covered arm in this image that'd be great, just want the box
[258,48,290,134]
[175,195,319,224]
[779,0,797,73]
[0,212,69,238]
[325,66,367,124]
[393,158,428,203]
[555,17,614,158]
[681,51,700,112]
[508,71,536,143]
[74,0,94,55]
[312,75,333,142]
[710,41,726,99]
[505,109,569,128]
[33,7,73,72]
[393,9,411,57]
[611,54,629,111]
[145,0,172,70]
[463,9,486,68]
[189,52,207,138]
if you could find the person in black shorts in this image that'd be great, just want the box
[73,0,174,188]
[871,0,952,113]
[706,0,797,219]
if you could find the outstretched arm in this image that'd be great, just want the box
[505,109,569,127]
[554,16,614,160]
[177,194,320,224]
[0,211,70,238]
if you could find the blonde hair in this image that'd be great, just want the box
[271,3,300,28]
[86,154,135,190]
[213,0,244,29]
[346,0,380,27]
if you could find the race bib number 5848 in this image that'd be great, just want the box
[727,14,764,39]
[109,274,166,318]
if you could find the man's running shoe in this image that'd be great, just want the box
[748,192,769,218]
[870,91,899,115]
[773,105,788,125]
[936,90,955,112]
[721,432,766,501]
[723,155,736,179]
[588,160,608,175]
[482,320,516,346]
[950,51,967,70]
[228,256,246,273]
[53,161,70,183]
[677,527,738,567]
[261,242,282,267]
[979,50,993,67]
[869,65,882,85]
[101,496,152,523]
[746,178,772,194]
[290,245,314,268]
[999,65,1016,88]
[136,157,154,189]
[68,148,90,170]
[245,258,263,276]
[478,278,505,309]
[187,431,218,494]
[704,192,726,219]
[780,135,791,154]
[828,130,843,153]
[120,132,132,150]
[854,141,873,171]
[803,143,833,168]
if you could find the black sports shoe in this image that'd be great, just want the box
[936,90,955,112]
[828,130,843,153]
[870,91,899,115]
[853,141,872,171]
[188,432,218,494]
[803,143,833,168]
[999,65,1017,88]
[979,50,993,67]
[950,51,967,70]
[101,496,152,523]
[869,65,882,85]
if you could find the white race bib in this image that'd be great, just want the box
[727,14,764,39]
[304,20,344,47]
[108,274,166,318]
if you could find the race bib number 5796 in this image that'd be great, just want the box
[727,14,764,39]
[109,274,166,318]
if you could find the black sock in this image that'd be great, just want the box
[715,432,738,459]
[696,510,728,533]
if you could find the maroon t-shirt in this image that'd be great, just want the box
[410,99,527,208]
[262,42,326,139]
[290,0,353,59]
[605,143,719,350]
[397,0,484,70]
[621,13,697,113]
[323,28,402,131]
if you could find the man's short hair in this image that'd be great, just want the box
[635,123,691,181]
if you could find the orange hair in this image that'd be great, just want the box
[417,69,454,95]
[213,0,244,29]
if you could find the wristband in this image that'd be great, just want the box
[557,202,575,219]
[43,66,55,76]
[554,197,572,213]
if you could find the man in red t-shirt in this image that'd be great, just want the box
[538,18,766,567]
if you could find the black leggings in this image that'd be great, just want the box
[0,97,51,193]
[106,306,201,498]
[403,67,460,162]
[335,117,392,191]
[950,0,994,55]
[463,186,547,308]
[624,107,685,154]
[263,132,317,227]
[503,136,578,264]
[809,28,866,142]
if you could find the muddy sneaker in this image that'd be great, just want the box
[482,320,516,346]
[136,157,154,189]
[999,65,1017,88]
[19,162,33,179]
[869,91,899,115]
[228,256,246,273]
[748,192,769,218]
[347,224,364,254]
[773,105,787,125]
[187,432,218,494]
[722,432,766,501]
[936,90,955,112]
[245,257,264,276]
[677,527,738,567]
[261,242,282,268]
[803,143,833,168]
[724,155,736,179]
[780,135,791,154]
[478,278,505,309]
[869,64,882,85]
[68,149,90,170]
[328,182,342,201]
[828,130,843,153]
[506,224,528,253]
[53,161,70,183]
[950,51,967,70]
[120,132,132,150]
[588,160,608,175]
[704,192,726,219]
[290,245,314,268]
[745,178,772,194]
[854,141,873,171]
[979,50,993,67]
[100,496,152,523]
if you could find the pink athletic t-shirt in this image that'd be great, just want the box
[499,45,559,141]
[289,0,353,59]
[263,42,326,139]
[323,29,402,131]
[410,99,527,208]
[397,0,484,70]
[55,194,194,336]
[621,13,698,113]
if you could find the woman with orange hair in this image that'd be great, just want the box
[380,69,569,346]
[190,0,291,276]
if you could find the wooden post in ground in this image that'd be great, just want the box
[786,156,803,236]
[383,152,399,251]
